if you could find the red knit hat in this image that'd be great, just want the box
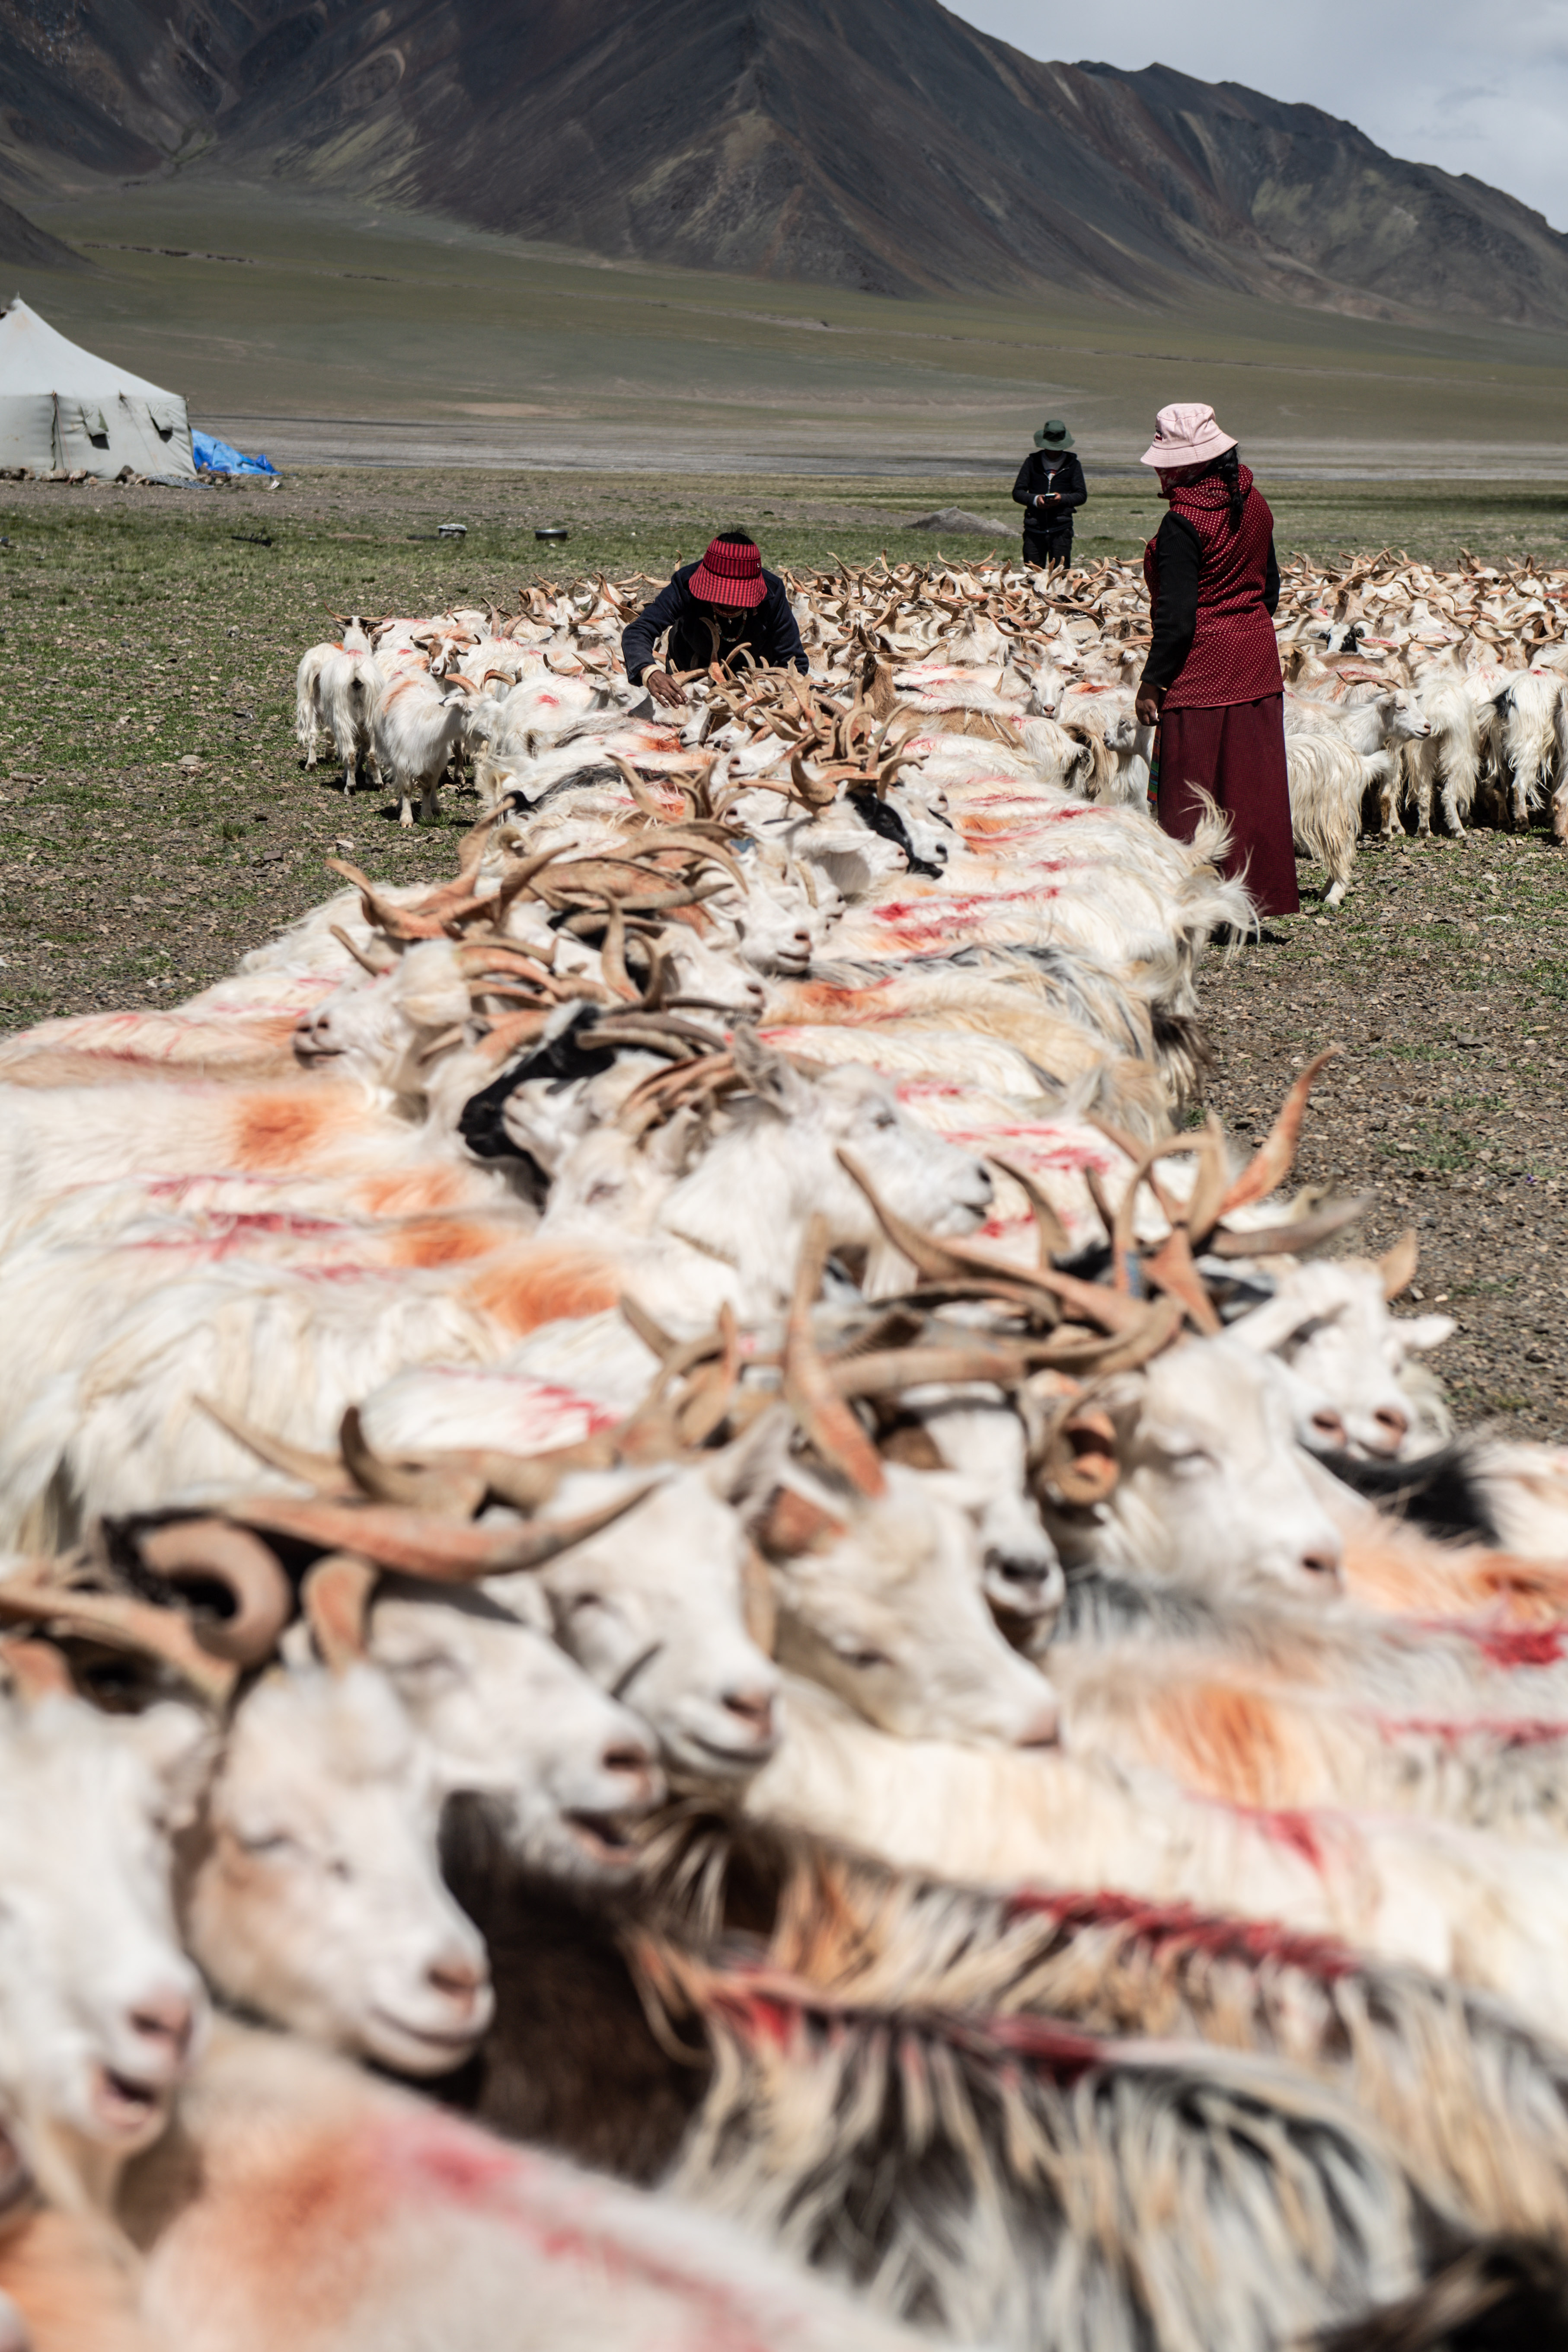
[689,535,766,608]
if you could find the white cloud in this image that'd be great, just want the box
[946,0,1568,231]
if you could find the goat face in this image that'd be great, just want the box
[370,1586,665,1883]
[186,1667,493,2077]
[769,1467,1059,1747]
[1053,1337,1344,1595]
[293,940,470,1095]
[650,924,766,1020]
[899,1388,1064,1629]
[0,1697,209,2158]
[531,1461,782,1782]
[1231,1262,1453,1461]
[716,856,839,977]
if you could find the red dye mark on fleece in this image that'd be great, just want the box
[373,2111,778,2352]
[1456,1621,1567,1670]
[971,2011,1104,2086]
[465,1248,620,1334]
[1004,1886,1362,1983]
[1246,1806,1327,1872]
[233,1091,335,1171]
[388,1219,503,1270]
[1380,1713,1568,1751]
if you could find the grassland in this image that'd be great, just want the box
[0,463,1565,1434]
[10,174,1568,477]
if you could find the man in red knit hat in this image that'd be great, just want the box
[622,530,808,709]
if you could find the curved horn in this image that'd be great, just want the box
[782,1216,886,1498]
[137,1520,294,1665]
[302,1553,377,1674]
[339,1407,487,1518]
[838,1150,1145,1336]
[227,1485,655,1579]
[986,1156,1070,1268]
[1207,1191,1376,1261]
[1219,1048,1340,1215]
[0,1573,236,1703]
[196,1396,351,1496]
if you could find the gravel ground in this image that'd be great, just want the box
[2,468,1564,1440]
[1199,836,1568,1441]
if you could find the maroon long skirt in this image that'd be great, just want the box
[1156,694,1299,919]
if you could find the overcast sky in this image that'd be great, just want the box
[946,1,1568,233]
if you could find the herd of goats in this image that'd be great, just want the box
[0,550,1566,2350]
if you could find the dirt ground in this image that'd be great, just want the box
[1202,838,1568,1438]
[2,466,1563,1440]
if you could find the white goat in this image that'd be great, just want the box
[374,673,474,827]
[1036,1334,1345,1594]
[183,1664,494,2076]
[295,640,383,796]
[0,1687,209,2205]
[367,1580,667,1880]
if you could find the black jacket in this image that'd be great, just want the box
[622,561,808,685]
[1142,510,1281,693]
[1012,451,1087,531]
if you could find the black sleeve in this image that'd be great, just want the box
[1012,455,1035,509]
[1264,535,1280,617]
[760,575,808,674]
[622,575,688,685]
[1140,513,1202,695]
[1054,454,1087,515]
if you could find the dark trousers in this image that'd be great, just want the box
[1023,527,1073,569]
[1156,694,1300,919]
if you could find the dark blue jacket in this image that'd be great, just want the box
[622,561,808,685]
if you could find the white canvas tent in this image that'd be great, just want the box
[0,298,195,479]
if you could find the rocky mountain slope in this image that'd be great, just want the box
[3,0,1567,326]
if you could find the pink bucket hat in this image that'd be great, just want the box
[1139,402,1238,470]
[689,534,767,608]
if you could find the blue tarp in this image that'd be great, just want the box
[193,431,277,476]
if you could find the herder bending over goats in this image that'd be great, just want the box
[623,530,809,708]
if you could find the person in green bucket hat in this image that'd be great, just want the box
[1012,419,1086,569]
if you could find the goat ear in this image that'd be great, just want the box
[1379,1229,1418,1300]
[1400,1312,1455,1354]
[730,1026,811,1116]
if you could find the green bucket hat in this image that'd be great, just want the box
[1033,418,1074,449]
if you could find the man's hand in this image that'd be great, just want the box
[643,669,685,710]
[1135,685,1161,727]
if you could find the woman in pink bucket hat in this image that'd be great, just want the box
[1134,404,1297,918]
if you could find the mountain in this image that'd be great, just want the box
[0,194,84,274]
[4,0,1568,326]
